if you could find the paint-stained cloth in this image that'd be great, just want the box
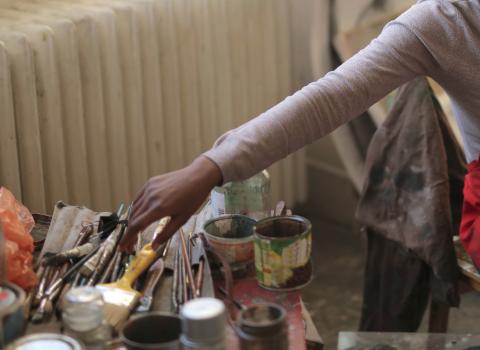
[357,78,466,331]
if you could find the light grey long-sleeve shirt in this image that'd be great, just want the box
[204,0,480,184]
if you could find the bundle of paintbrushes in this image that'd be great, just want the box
[27,204,209,334]
[28,204,133,323]
[171,224,205,312]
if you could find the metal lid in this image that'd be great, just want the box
[180,298,226,344]
[0,282,25,318]
[0,287,16,311]
[6,333,85,350]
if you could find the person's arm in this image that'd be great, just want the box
[120,5,438,250]
[204,15,436,183]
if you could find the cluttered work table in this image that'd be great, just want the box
[6,197,323,350]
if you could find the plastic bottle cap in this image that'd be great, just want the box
[62,287,104,332]
[180,298,226,345]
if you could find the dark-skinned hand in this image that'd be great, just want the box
[119,156,222,251]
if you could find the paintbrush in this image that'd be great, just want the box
[42,243,96,267]
[33,265,53,308]
[31,263,69,323]
[99,250,120,284]
[179,228,197,298]
[195,257,205,297]
[80,205,126,277]
[135,237,171,312]
[87,209,129,285]
[171,248,180,312]
[96,243,158,329]
[45,244,101,297]
[135,257,165,312]
[111,252,124,282]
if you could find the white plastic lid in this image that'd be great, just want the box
[62,287,104,331]
[181,297,225,320]
[180,298,226,344]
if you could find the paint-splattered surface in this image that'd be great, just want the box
[222,276,306,350]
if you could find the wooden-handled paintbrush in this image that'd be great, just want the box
[135,237,171,312]
[96,243,157,329]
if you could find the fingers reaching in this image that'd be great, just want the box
[152,214,189,250]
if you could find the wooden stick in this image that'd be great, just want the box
[179,228,197,298]
[171,248,180,312]
[195,258,204,298]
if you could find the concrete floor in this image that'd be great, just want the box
[298,217,480,349]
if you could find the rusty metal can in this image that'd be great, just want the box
[211,170,271,220]
[237,303,288,350]
[254,216,313,291]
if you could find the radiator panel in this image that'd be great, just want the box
[0,0,308,213]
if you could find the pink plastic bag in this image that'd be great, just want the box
[0,187,37,290]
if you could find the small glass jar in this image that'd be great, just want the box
[211,170,271,220]
[62,287,111,350]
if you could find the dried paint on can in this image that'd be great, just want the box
[254,216,313,291]
[211,170,271,220]
[203,215,256,273]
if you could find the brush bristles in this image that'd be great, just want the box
[103,302,136,330]
[96,285,140,329]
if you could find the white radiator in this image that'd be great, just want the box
[0,0,307,213]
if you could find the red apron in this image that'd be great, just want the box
[460,159,480,268]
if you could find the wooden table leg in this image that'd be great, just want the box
[428,300,450,333]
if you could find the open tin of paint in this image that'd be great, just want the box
[120,312,181,350]
[203,215,256,273]
[254,215,313,291]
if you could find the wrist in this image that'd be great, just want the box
[189,156,223,187]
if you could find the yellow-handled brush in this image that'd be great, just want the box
[96,243,157,329]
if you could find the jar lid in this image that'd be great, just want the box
[0,286,16,311]
[62,287,104,331]
[180,298,226,344]
[6,333,84,350]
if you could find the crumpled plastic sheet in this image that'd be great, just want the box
[0,187,37,290]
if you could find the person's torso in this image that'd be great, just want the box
[407,0,480,161]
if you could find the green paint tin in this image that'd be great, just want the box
[254,216,313,291]
[211,170,271,220]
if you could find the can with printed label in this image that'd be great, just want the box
[254,216,313,291]
[210,170,271,221]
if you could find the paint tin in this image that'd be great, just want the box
[5,333,85,350]
[254,216,313,291]
[211,170,271,220]
[120,312,181,350]
[237,303,288,350]
[0,282,26,346]
[203,215,256,273]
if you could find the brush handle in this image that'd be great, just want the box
[141,258,165,297]
[118,243,157,288]
[136,258,165,312]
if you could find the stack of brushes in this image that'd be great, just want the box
[28,204,132,324]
